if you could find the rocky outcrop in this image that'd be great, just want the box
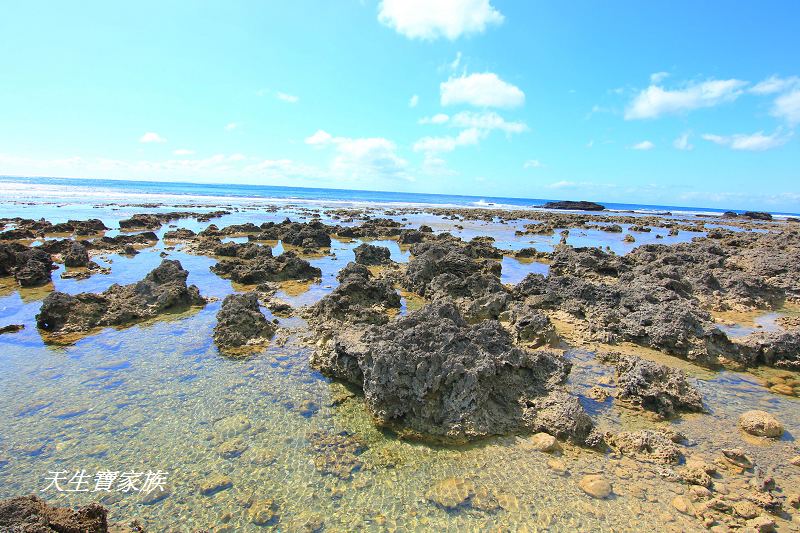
[309,262,400,325]
[36,260,205,334]
[404,240,503,302]
[247,219,332,248]
[600,353,704,418]
[119,210,229,229]
[63,241,90,267]
[353,243,391,265]
[311,300,592,444]
[540,200,605,211]
[737,330,800,369]
[210,242,321,284]
[0,246,56,287]
[0,495,109,532]
[213,292,276,351]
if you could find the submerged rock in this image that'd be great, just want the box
[579,475,612,499]
[311,300,592,444]
[0,495,109,532]
[605,430,683,464]
[353,243,391,265]
[603,353,704,418]
[36,259,205,335]
[213,292,276,351]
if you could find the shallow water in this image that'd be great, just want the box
[1,200,799,532]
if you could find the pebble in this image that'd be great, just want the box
[525,432,561,453]
[579,475,612,499]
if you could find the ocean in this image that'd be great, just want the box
[1,175,796,218]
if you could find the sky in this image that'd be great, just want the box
[1,0,799,211]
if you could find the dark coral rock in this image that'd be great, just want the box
[310,262,400,325]
[36,260,205,334]
[540,200,605,211]
[605,354,704,418]
[311,300,591,444]
[213,292,276,350]
[353,243,391,265]
[0,494,109,532]
[63,241,90,268]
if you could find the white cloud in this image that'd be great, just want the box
[772,89,800,125]
[276,92,299,103]
[449,111,528,134]
[139,132,166,143]
[750,75,800,95]
[378,0,503,40]
[673,132,693,151]
[413,128,483,153]
[702,130,791,151]
[305,129,334,146]
[304,130,412,181]
[441,73,525,108]
[421,154,457,176]
[631,140,655,150]
[409,94,419,108]
[625,79,747,119]
[173,149,195,155]
[224,122,238,131]
[449,51,462,72]
[650,71,669,84]
[414,111,527,153]
[419,113,450,125]
[524,159,542,168]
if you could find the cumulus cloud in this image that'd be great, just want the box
[449,111,528,134]
[650,71,669,84]
[276,92,299,103]
[419,113,450,125]
[409,94,419,108]
[173,149,195,155]
[139,132,166,143]
[702,130,791,151]
[414,111,527,153]
[750,75,800,95]
[441,73,525,108]
[772,89,800,125]
[413,128,483,153]
[304,129,411,181]
[378,0,503,40]
[625,79,746,119]
[631,140,655,150]
[673,132,693,151]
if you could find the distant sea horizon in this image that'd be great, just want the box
[1,175,798,218]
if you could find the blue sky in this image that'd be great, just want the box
[1,1,799,210]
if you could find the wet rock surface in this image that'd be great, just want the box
[309,262,400,325]
[353,243,391,265]
[600,353,704,418]
[0,244,55,286]
[311,300,591,443]
[213,292,276,351]
[209,241,321,283]
[0,494,112,532]
[36,259,205,335]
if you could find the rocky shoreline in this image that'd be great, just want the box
[1,202,799,531]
